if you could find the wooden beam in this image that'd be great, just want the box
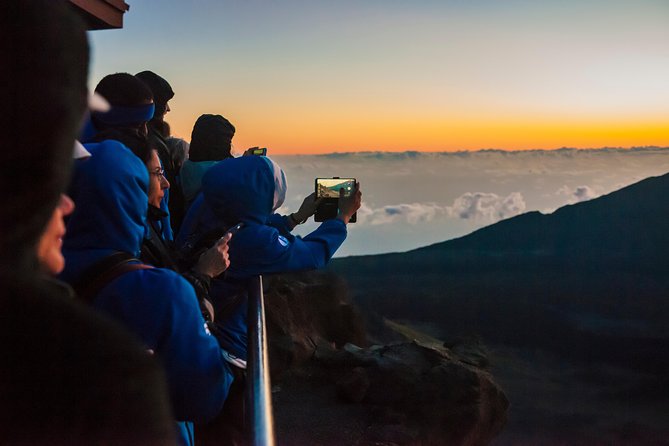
[69,0,130,30]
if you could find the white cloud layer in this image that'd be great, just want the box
[358,202,445,225]
[557,185,598,203]
[279,148,669,256]
[574,186,596,202]
[355,191,525,227]
[446,192,526,223]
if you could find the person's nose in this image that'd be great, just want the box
[161,175,170,190]
[59,194,75,216]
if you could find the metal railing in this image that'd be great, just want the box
[246,275,276,446]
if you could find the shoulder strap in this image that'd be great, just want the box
[73,252,153,304]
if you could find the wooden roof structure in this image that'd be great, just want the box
[69,0,130,30]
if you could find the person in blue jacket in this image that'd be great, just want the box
[60,141,234,446]
[80,72,175,242]
[181,155,361,362]
[178,155,360,441]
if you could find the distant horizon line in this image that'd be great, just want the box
[269,145,669,157]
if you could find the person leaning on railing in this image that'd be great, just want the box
[59,142,234,446]
[176,155,361,443]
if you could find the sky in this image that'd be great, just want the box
[89,0,669,154]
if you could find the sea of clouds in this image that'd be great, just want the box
[273,147,669,257]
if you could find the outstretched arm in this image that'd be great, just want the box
[268,192,322,234]
[288,192,322,228]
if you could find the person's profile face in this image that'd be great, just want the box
[36,194,75,275]
[147,150,170,208]
[153,101,169,122]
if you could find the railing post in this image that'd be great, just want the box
[246,275,276,446]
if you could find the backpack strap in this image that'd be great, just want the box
[72,251,153,304]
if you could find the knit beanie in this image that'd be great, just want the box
[135,71,174,117]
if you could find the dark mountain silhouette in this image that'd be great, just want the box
[328,172,669,444]
[331,173,669,341]
[426,171,669,264]
[338,171,669,271]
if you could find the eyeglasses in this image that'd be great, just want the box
[151,168,165,178]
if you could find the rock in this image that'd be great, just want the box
[417,361,508,445]
[265,273,367,376]
[331,342,508,445]
[336,366,370,403]
[362,423,419,445]
[265,271,508,445]
[444,335,490,369]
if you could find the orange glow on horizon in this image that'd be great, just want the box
[166,109,669,155]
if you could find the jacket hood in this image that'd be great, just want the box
[188,114,234,162]
[201,156,286,225]
[64,140,149,257]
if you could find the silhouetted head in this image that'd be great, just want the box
[0,0,89,273]
[135,70,174,122]
[93,73,155,133]
[96,73,154,107]
[189,114,236,162]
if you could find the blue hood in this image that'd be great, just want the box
[201,156,286,225]
[64,140,148,257]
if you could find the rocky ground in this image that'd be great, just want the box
[264,272,509,446]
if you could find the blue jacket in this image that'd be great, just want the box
[179,156,348,359]
[60,141,232,445]
[80,116,173,241]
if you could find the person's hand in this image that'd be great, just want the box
[242,147,259,156]
[337,182,362,224]
[291,192,322,225]
[193,232,232,278]
[243,147,267,156]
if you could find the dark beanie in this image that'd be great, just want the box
[189,114,236,162]
[135,71,174,116]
